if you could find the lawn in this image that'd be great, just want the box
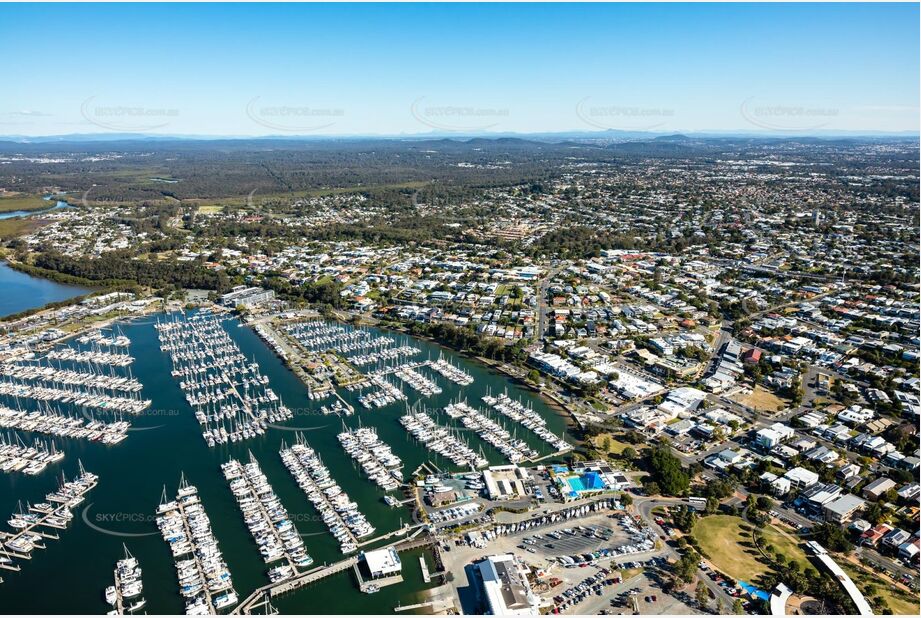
[694,515,810,584]
[592,433,643,456]
[760,522,811,573]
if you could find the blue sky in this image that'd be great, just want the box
[1,2,918,136]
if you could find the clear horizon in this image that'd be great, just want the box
[2,2,919,137]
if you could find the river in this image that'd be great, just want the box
[0,262,91,318]
[0,199,74,221]
[0,313,574,614]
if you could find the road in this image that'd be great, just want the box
[535,263,567,342]
[631,496,737,608]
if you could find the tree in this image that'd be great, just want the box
[600,435,612,454]
[705,496,720,514]
[648,446,690,496]
[811,523,854,552]
[622,446,637,461]
[674,550,698,583]
[696,581,710,608]
[644,481,661,497]
[732,599,745,614]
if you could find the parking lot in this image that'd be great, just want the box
[515,514,657,565]
[549,562,700,615]
[506,511,653,559]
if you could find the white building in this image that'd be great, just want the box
[362,547,402,578]
[483,466,529,500]
[476,554,540,615]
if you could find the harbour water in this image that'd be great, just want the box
[0,262,90,318]
[0,313,573,613]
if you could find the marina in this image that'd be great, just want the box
[484,391,572,453]
[448,401,539,464]
[0,433,64,475]
[399,411,488,470]
[337,425,403,492]
[0,464,97,569]
[0,404,129,444]
[0,313,572,614]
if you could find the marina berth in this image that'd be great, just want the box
[445,402,539,464]
[392,366,442,397]
[427,356,474,386]
[155,313,292,446]
[0,380,150,415]
[155,474,236,615]
[399,410,488,469]
[337,425,403,492]
[317,399,352,417]
[0,432,65,475]
[76,329,131,348]
[0,364,143,394]
[355,375,407,410]
[46,348,134,368]
[221,454,313,574]
[103,544,145,614]
[0,340,150,415]
[285,321,421,369]
[280,435,376,554]
[483,391,571,453]
[0,404,129,444]
[1,462,98,570]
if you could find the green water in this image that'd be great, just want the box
[0,314,573,614]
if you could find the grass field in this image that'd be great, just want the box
[591,433,644,456]
[0,218,46,238]
[734,385,788,412]
[0,194,47,213]
[761,522,812,572]
[694,515,810,584]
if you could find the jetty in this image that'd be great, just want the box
[0,463,97,569]
[233,535,436,614]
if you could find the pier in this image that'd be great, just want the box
[156,477,236,614]
[0,466,97,570]
[233,557,359,614]
[233,534,436,614]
